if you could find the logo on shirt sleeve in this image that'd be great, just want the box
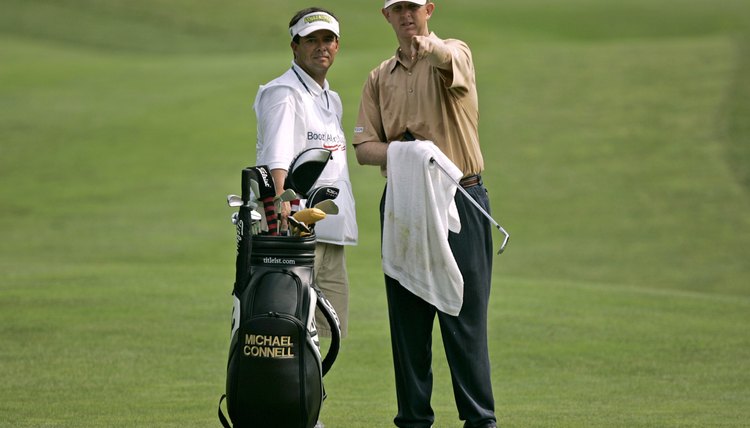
[354,126,364,134]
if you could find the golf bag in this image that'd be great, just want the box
[218,167,341,428]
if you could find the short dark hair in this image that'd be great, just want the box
[289,7,339,44]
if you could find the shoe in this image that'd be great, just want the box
[314,421,325,428]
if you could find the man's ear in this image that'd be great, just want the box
[425,2,435,19]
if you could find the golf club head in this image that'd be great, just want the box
[287,216,311,236]
[245,165,277,235]
[496,226,510,255]
[285,148,332,198]
[239,167,262,209]
[241,169,252,203]
[231,206,263,225]
[274,188,298,203]
[227,194,243,207]
[249,180,261,205]
[245,166,275,199]
[313,199,339,215]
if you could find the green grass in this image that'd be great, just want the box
[1,0,750,426]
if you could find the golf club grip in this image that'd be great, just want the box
[261,196,278,236]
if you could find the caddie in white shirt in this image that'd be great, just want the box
[254,7,358,339]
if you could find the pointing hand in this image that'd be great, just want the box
[410,35,452,67]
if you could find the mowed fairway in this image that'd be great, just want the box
[1,1,749,427]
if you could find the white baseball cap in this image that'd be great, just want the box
[384,0,427,8]
[289,12,340,39]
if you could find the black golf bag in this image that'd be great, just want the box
[218,167,341,428]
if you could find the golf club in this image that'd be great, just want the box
[275,188,297,201]
[227,194,243,207]
[429,158,510,254]
[285,148,333,197]
[241,168,260,208]
[246,166,278,236]
[231,210,261,225]
[293,207,327,227]
[307,185,339,207]
[274,188,298,212]
[313,199,339,215]
[287,216,311,236]
[273,188,299,233]
[250,210,262,235]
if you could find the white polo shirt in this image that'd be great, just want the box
[254,61,357,246]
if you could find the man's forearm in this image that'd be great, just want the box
[354,141,389,167]
[270,169,288,195]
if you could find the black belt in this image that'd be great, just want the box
[400,131,480,188]
[459,175,481,188]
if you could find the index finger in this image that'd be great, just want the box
[410,35,421,59]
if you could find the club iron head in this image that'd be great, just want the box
[227,194,243,207]
[245,166,275,199]
[429,157,511,255]
[231,210,262,225]
[313,199,339,215]
[287,216,311,236]
[274,188,298,203]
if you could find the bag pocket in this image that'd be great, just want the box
[226,313,322,428]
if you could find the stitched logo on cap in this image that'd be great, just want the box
[304,14,332,24]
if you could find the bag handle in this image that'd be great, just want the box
[315,292,341,376]
[218,395,232,428]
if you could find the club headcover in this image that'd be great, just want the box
[245,166,275,200]
[284,148,333,198]
[307,185,339,208]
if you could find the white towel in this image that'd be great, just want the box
[383,140,464,316]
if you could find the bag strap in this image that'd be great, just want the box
[218,394,232,428]
[316,293,341,376]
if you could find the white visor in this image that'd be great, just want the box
[384,0,426,8]
[289,12,340,39]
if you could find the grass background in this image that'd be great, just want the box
[1,0,750,426]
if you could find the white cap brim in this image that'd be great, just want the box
[289,12,340,39]
[384,0,426,9]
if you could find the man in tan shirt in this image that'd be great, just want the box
[353,1,498,427]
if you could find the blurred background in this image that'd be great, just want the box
[1,0,749,426]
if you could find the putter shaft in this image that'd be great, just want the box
[430,159,510,254]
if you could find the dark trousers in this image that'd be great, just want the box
[380,184,496,428]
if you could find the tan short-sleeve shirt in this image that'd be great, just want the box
[353,33,484,177]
